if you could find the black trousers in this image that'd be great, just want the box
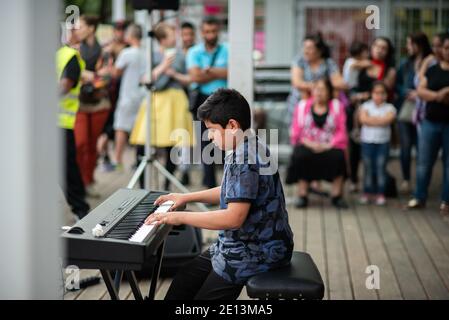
[165,249,243,300]
[346,103,361,184]
[349,137,361,184]
[192,93,218,188]
[62,128,90,219]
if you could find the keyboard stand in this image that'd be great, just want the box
[148,239,166,300]
[103,240,166,300]
[100,269,120,300]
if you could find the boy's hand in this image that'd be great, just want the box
[154,193,187,211]
[144,211,182,226]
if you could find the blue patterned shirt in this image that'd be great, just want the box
[210,135,294,284]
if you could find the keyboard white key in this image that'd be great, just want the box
[128,201,174,243]
[154,200,174,213]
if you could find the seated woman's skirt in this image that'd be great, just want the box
[286,145,346,184]
[130,88,195,147]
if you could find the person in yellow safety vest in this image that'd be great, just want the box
[57,27,90,220]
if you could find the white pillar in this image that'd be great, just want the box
[379,0,392,39]
[112,0,126,22]
[265,0,294,65]
[0,0,61,299]
[134,9,147,28]
[228,0,254,110]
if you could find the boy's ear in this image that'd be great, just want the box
[227,119,240,131]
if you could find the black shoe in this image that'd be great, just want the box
[295,196,308,208]
[332,196,348,209]
[309,187,330,198]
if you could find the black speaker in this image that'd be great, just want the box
[131,0,180,11]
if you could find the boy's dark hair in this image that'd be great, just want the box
[197,88,251,131]
[181,21,195,30]
[80,15,100,31]
[349,41,368,57]
[202,16,220,27]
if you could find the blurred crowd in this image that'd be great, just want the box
[285,31,449,215]
[57,15,227,219]
[56,14,449,219]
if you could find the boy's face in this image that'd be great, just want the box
[204,119,241,151]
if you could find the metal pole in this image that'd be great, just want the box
[112,0,126,22]
[144,10,153,190]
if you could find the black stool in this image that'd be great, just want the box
[246,251,324,300]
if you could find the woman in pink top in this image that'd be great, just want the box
[286,78,349,209]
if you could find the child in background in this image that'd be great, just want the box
[343,42,371,192]
[359,81,396,205]
[343,42,371,91]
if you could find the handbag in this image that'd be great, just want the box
[188,44,222,112]
[398,100,416,123]
[79,83,101,105]
[398,99,415,123]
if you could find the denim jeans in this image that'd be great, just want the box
[398,121,418,181]
[414,120,449,203]
[361,142,390,195]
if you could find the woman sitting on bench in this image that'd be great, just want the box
[286,78,349,209]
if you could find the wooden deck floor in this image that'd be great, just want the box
[63,147,449,300]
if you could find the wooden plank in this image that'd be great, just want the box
[421,206,449,255]
[131,278,151,300]
[340,203,377,300]
[305,199,329,300]
[358,205,402,299]
[154,278,173,300]
[288,204,305,252]
[63,269,100,300]
[387,200,449,299]
[75,271,107,300]
[323,203,353,300]
[371,202,427,299]
[407,208,449,296]
[101,279,132,300]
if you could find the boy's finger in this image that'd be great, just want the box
[154,195,166,205]
[144,215,155,224]
[168,202,178,211]
[145,213,159,225]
